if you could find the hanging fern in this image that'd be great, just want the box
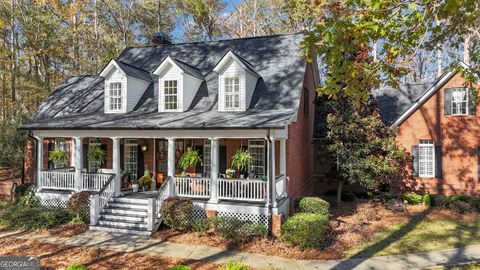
[178,149,203,172]
[87,146,107,164]
[231,149,252,172]
[48,149,68,165]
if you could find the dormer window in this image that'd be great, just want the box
[451,88,468,115]
[225,77,240,109]
[109,82,123,111]
[164,80,178,110]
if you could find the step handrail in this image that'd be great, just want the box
[90,174,116,225]
[147,176,173,231]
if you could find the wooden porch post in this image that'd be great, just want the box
[112,137,121,196]
[73,137,83,192]
[209,138,219,203]
[35,136,44,190]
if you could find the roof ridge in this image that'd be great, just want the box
[124,32,303,49]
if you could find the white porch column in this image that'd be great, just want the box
[167,138,176,196]
[209,138,219,203]
[73,137,83,192]
[280,138,287,196]
[36,136,44,190]
[112,137,121,196]
[270,138,277,207]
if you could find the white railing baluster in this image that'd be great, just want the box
[217,178,267,202]
[173,176,211,198]
[39,170,75,190]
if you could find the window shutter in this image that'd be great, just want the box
[435,146,442,178]
[444,88,452,115]
[48,142,55,169]
[137,146,145,177]
[411,146,419,176]
[468,89,476,115]
[83,144,89,169]
[101,144,108,168]
[120,144,124,171]
[195,146,203,175]
[65,142,71,166]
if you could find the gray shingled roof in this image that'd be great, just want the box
[372,82,433,125]
[170,57,204,80]
[21,33,306,130]
[116,60,152,82]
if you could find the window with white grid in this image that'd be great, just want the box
[54,138,67,168]
[419,140,435,177]
[89,138,102,172]
[164,80,178,110]
[225,77,240,109]
[124,139,138,181]
[451,88,468,115]
[109,82,122,111]
[248,140,265,176]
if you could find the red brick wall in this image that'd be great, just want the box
[23,138,35,183]
[395,73,480,196]
[286,62,316,200]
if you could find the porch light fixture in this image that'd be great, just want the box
[141,145,148,152]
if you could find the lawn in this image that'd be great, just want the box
[345,219,480,258]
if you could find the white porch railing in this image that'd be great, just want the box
[174,176,211,198]
[82,173,115,191]
[218,178,267,202]
[39,170,75,190]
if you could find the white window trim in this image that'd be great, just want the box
[451,88,469,115]
[109,82,123,112]
[124,139,138,181]
[224,77,240,110]
[163,79,179,112]
[248,139,266,177]
[418,140,435,177]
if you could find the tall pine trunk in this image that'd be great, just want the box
[336,180,343,204]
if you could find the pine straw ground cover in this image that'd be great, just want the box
[153,200,480,260]
[0,237,220,270]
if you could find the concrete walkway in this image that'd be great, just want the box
[2,230,480,269]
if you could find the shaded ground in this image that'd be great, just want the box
[0,237,220,270]
[153,200,480,260]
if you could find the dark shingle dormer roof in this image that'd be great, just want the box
[116,60,152,82]
[21,33,306,130]
[170,58,204,80]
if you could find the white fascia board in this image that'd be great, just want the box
[99,60,125,77]
[213,51,248,73]
[153,56,180,75]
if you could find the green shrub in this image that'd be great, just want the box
[432,194,449,207]
[66,191,91,223]
[422,194,431,206]
[65,264,87,270]
[298,197,330,216]
[0,204,70,230]
[192,219,211,235]
[169,266,191,270]
[403,193,423,205]
[449,200,471,214]
[211,217,266,240]
[281,213,329,249]
[69,216,86,225]
[218,261,250,270]
[138,175,152,186]
[376,192,395,203]
[448,195,473,203]
[161,197,193,231]
[13,183,34,203]
[20,195,40,207]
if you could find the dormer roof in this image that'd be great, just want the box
[153,56,204,80]
[100,59,152,82]
[213,50,260,77]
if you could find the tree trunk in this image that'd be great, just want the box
[336,180,343,204]
[464,34,471,65]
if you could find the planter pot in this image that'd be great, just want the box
[132,184,139,192]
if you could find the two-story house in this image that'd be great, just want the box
[20,33,319,235]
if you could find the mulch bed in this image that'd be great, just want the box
[0,237,220,270]
[153,199,480,260]
[45,224,89,237]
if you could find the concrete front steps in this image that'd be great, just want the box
[90,196,159,235]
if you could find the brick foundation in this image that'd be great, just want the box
[205,210,217,219]
[271,214,283,238]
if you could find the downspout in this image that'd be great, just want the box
[266,129,274,233]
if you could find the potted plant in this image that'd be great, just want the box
[87,146,107,172]
[138,175,152,191]
[230,149,253,179]
[178,149,202,176]
[131,177,139,192]
[48,149,68,168]
[121,170,132,188]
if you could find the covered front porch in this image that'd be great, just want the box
[33,129,288,207]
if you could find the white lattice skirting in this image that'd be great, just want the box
[217,210,269,228]
[36,191,71,208]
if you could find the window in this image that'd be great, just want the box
[451,88,468,115]
[248,140,265,177]
[89,138,102,172]
[418,140,435,177]
[164,80,178,110]
[54,138,67,168]
[109,82,122,111]
[225,77,240,109]
[124,139,138,181]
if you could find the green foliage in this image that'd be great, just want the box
[66,192,91,223]
[230,149,253,172]
[14,183,34,203]
[121,170,132,179]
[432,195,449,208]
[422,194,431,207]
[403,193,423,205]
[326,98,407,198]
[192,219,211,235]
[138,175,152,186]
[169,266,191,270]
[69,216,86,225]
[20,195,40,207]
[281,213,329,249]
[218,261,250,270]
[0,110,28,170]
[298,197,330,216]
[87,146,106,164]
[48,149,68,165]
[211,216,267,240]
[0,204,70,230]
[65,264,87,270]
[178,149,202,173]
[161,197,193,231]
[448,195,473,203]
